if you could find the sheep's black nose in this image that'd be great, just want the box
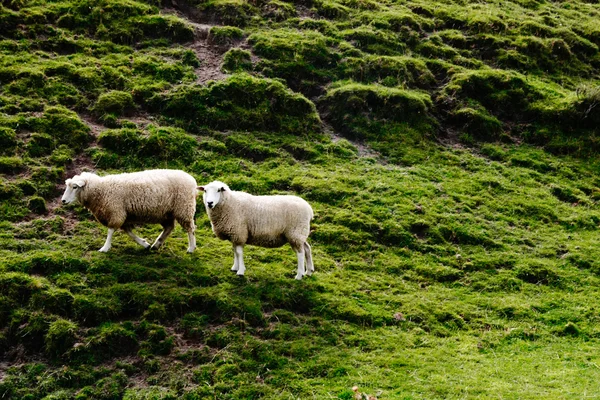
[207,201,213,208]
[61,200,66,204]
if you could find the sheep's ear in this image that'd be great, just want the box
[73,179,86,188]
[219,186,226,192]
[198,186,205,192]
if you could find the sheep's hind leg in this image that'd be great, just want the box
[151,220,175,250]
[304,242,314,276]
[99,228,115,252]
[295,247,305,280]
[124,228,151,249]
[183,221,196,253]
[186,231,196,253]
[234,245,246,276]
[231,244,239,272]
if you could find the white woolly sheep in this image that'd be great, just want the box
[199,181,314,280]
[61,169,198,253]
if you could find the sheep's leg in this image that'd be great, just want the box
[176,218,196,253]
[295,247,305,280]
[186,230,196,253]
[99,228,115,252]
[151,220,175,250]
[184,221,196,253]
[234,245,246,276]
[231,244,239,272]
[124,228,151,249]
[304,242,314,276]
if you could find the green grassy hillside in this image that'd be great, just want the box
[1,0,600,398]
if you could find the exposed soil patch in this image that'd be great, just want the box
[189,40,229,84]
[162,5,231,84]
[122,112,160,130]
[162,1,205,24]
[323,122,383,160]
[0,362,8,381]
[79,114,105,139]
[295,4,317,19]
[436,127,469,150]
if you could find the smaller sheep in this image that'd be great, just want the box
[199,181,314,280]
[61,169,198,253]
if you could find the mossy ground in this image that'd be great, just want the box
[2,0,600,398]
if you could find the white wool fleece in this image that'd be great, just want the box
[62,169,198,253]
[200,180,314,279]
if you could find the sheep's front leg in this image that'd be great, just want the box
[99,228,115,252]
[234,245,246,276]
[295,248,305,280]
[124,229,151,249]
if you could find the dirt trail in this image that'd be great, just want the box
[162,7,229,84]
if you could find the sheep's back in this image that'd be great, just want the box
[240,194,313,244]
[103,170,197,221]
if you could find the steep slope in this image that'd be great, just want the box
[1,0,600,398]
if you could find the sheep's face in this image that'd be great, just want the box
[199,181,229,210]
[61,177,86,205]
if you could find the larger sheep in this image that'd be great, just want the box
[61,169,198,253]
[199,181,314,280]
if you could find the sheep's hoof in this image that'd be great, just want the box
[98,247,110,253]
[294,274,303,280]
[236,271,245,276]
[231,266,238,272]
[186,247,195,253]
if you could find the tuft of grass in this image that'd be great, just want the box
[45,318,78,358]
[322,81,434,139]
[440,69,544,119]
[198,0,259,27]
[92,90,135,118]
[222,48,253,73]
[208,25,244,46]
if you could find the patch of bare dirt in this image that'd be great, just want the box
[0,362,9,381]
[436,127,468,150]
[189,41,229,84]
[322,122,384,160]
[295,4,317,19]
[79,113,105,139]
[161,5,233,84]
[123,112,159,130]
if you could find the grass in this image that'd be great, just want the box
[4,138,600,398]
[1,0,600,398]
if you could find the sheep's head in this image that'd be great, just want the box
[61,175,86,205]
[198,181,229,209]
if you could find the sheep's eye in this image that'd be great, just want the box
[72,185,79,189]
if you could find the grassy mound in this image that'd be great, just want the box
[150,73,321,134]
